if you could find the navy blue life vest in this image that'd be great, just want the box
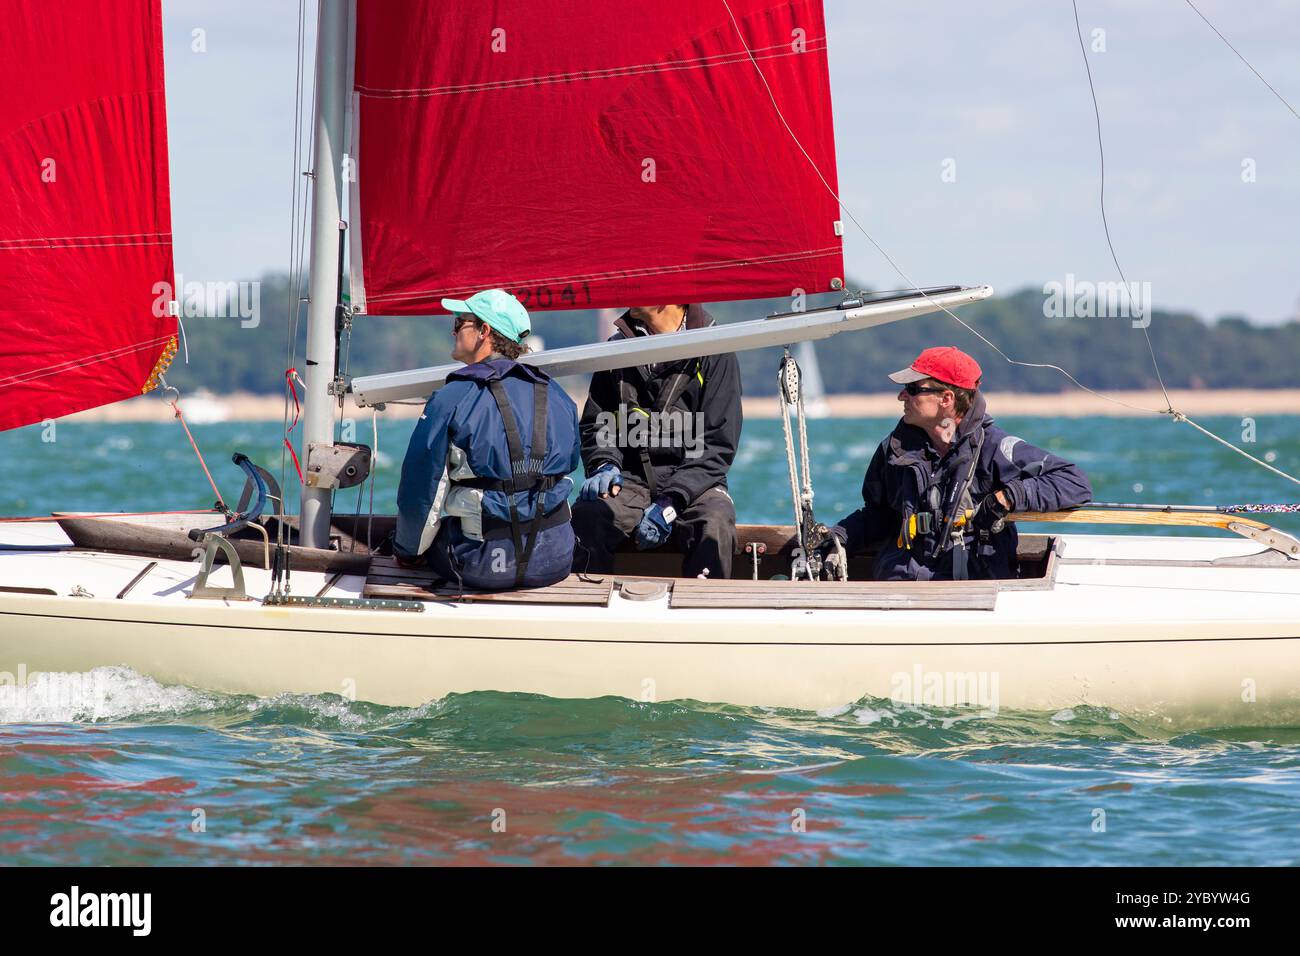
[396,358,581,589]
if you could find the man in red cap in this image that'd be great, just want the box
[816,346,1091,580]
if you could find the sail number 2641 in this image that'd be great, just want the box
[510,283,593,309]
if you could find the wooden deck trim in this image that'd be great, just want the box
[993,535,1063,591]
[364,536,1059,608]
[364,558,614,605]
[669,578,998,610]
[364,578,613,606]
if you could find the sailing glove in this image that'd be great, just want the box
[972,493,1009,535]
[580,462,623,500]
[813,524,849,576]
[813,524,848,553]
[635,497,677,550]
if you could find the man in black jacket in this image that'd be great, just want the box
[819,346,1091,581]
[572,304,742,578]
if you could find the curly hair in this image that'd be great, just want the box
[475,320,527,360]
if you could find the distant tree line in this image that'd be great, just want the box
[163,274,1300,396]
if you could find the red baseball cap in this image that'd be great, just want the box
[888,346,982,390]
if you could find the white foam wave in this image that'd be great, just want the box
[816,703,853,718]
[243,693,374,729]
[853,707,885,725]
[0,665,219,723]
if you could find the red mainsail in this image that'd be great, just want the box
[352,0,843,314]
[0,0,177,431]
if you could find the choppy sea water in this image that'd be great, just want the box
[1,414,1298,865]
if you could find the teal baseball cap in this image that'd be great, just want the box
[441,289,531,344]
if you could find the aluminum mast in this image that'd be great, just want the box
[299,1,350,549]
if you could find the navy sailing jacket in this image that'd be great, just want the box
[836,392,1092,580]
[395,358,580,586]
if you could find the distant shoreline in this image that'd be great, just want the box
[63,388,1300,423]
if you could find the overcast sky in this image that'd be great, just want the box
[162,0,1300,324]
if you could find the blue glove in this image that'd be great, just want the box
[579,463,623,500]
[635,498,677,550]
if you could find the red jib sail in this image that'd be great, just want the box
[352,0,843,314]
[0,0,177,431]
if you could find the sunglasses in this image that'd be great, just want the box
[452,318,479,335]
[903,382,949,396]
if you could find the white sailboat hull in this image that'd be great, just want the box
[2,522,1297,729]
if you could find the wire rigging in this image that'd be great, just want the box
[278,0,308,548]
[271,0,319,592]
[1182,0,1300,121]
[1070,0,1173,411]
[718,0,1300,489]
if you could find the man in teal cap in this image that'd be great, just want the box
[441,289,534,362]
[395,290,581,590]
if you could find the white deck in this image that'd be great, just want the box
[1,519,1294,624]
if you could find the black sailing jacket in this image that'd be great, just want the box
[578,305,742,509]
